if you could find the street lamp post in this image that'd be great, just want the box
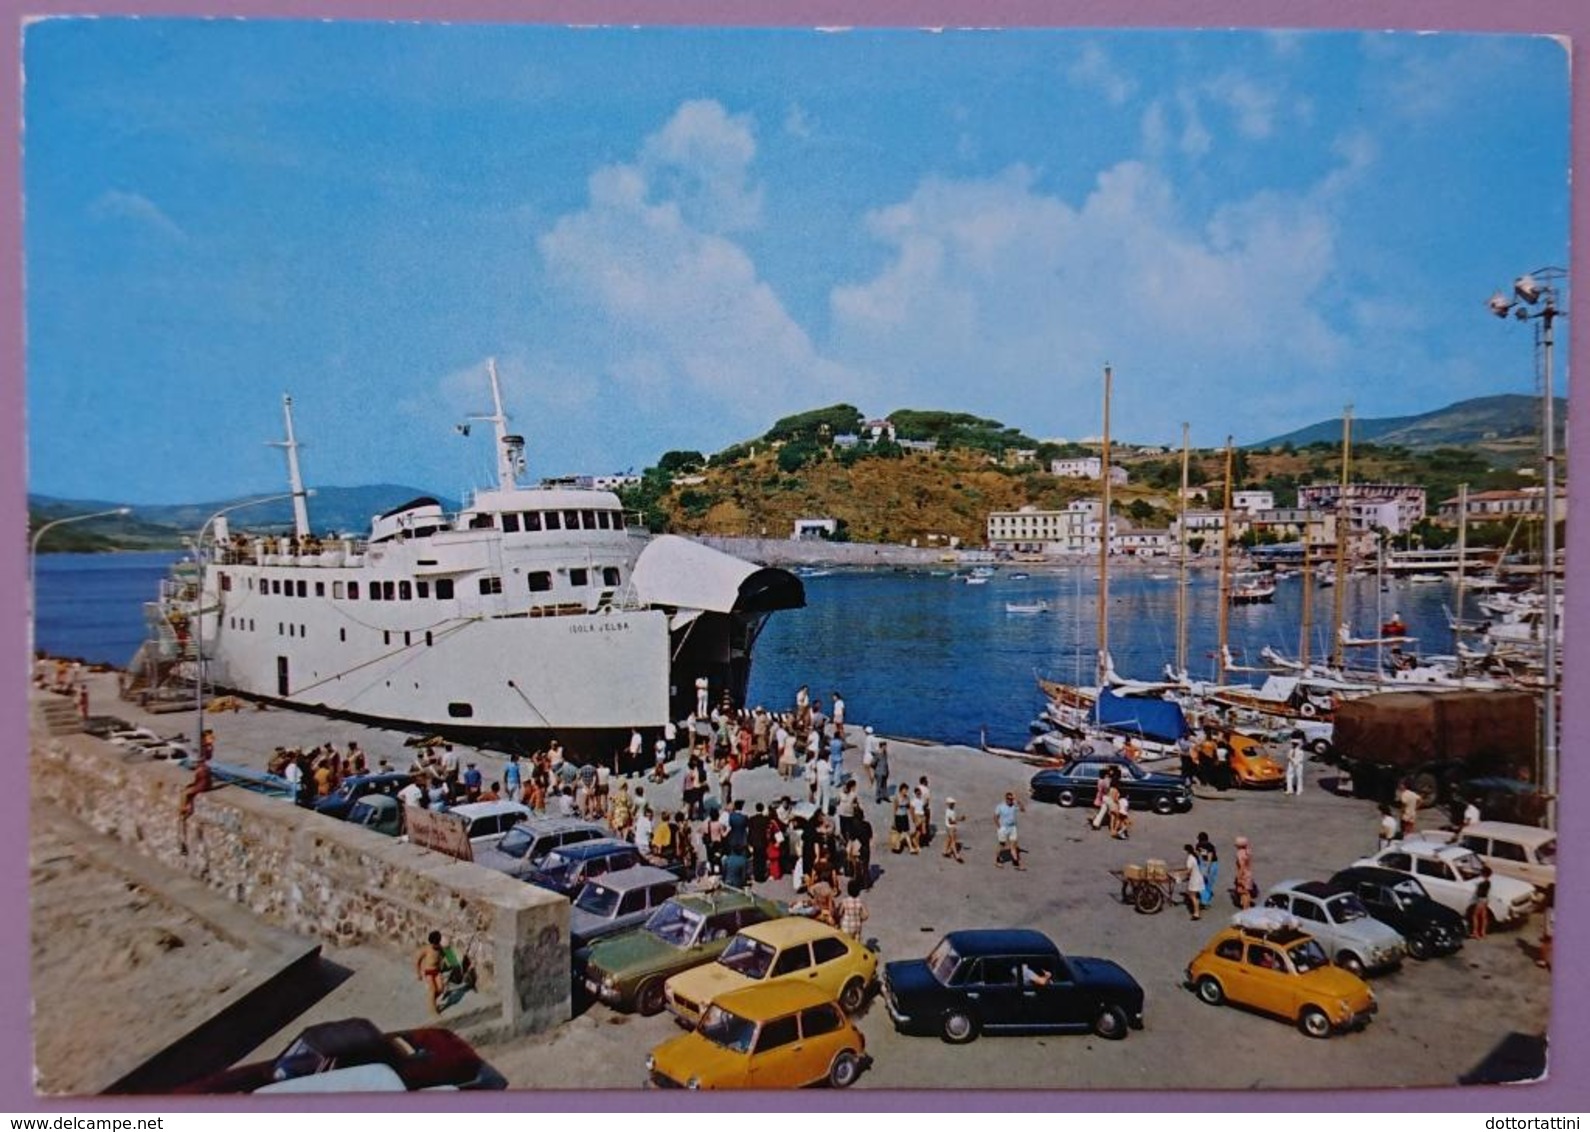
[28,507,132,662]
[192,492,310,762]
[1488,268,1564,824]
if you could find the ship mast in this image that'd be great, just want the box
[1175,422,1190,678]
[1216,438,1233,684]
[485,358,526,491]
[269,394,312,539]
[1096,364,1112,686]
[1330,406,1352,669]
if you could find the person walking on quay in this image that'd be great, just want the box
[941,797,963,863]
[1468,867,1492,940]
[504,753,522,802]
[748,802,771,883]
[838,877,869,941]
[696,675,710,719]
[832,691,847,741]
[1195,831,1219,906]
[1398,779,1421,838]
[910,785,929,849]
[1233,836,1255,909]
[828,731,846,789]
[873,741,891,804]
[862,727,877,788]
[652,737,670,783]
[995,791,1026,869]
[1377,805,1398,851]
[1090,767,1117,831]
[1183,844,1205,921]
[415,930,449,1017]
[1284,733,1306,797]
[917,776,933,840]
[891,784,915,854]
[836,780,861,843]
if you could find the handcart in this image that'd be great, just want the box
[1108,859,1191,915]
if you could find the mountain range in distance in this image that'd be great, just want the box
[1250,393,1564,455]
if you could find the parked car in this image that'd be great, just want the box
[174,1018,506,1093]
[1185,909,1376,1039]
[1260,880,1406,977]
[569,865,681,949]
[1351,842,1540,926]
[664,917,878,1028]
[447,800,533,850]
[314,772,413,820]
[1029,755,1193,814]
[347,794,403,837]
[582,889,787,1015]
[474,816,610,881]
[1449,777,1549,829]
[1328,866,1466,960]
[1440,822,1554,891]
[646,982,869,1090]
[882,928,1145,1044]
[526,838,644,898]
[1224,732,1287,789]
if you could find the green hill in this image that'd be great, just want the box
[1252,395,1563,462]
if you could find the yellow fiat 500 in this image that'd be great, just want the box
[646,982,869,1090]
[664,916,877,1028]
[1225,731,1287,789]
[1185,910,1376,1038]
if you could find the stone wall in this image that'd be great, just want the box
[31,730,569,1035]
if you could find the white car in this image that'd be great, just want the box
[1406,823,1556,892]
[1351,843,1539,926]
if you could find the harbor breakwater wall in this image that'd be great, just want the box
[31,727,570,1036]
[697,536,1224,571]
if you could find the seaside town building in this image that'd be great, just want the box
[1296,482,1426,535]
[1434,486,1568,527]
[1050,456,1129,485]
[792,517,840,541]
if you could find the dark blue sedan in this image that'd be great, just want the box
[313,772,415,820]
[883,929,1145,1043]
[1030,755,1192,814]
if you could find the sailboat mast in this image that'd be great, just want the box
[1096,364,1113,685]
[1330,406,1353,669]
[1217,438,1233,685]
[1300,537,1313,668]
[1176,422,1190,677]
[1454,482,1468,662]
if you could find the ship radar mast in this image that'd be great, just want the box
[463,358,525,491]
[268,394,313,538]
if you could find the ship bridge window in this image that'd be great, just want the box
[333,581,344,599]
[569,567,589,587]
[528,572,553,593]
[563,510,580,529]
[417,580,430,598]
[399,581,412,601]
[470,514,495,530]
[581,509,597,529]
[435,579,454,600]
[348,582,360,600]
[382,581,396,600]
[219,573,231,592]
[543,512,561,531]
[370,584,383,601]
[502,513,521,533]
[479,576,503,596]
[523,512,542,531]
[596,512,611,530]
[315,581,325,597]
[297,580,307,598]
[602,566,622,587]
[272,579,282,595]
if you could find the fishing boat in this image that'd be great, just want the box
[1229,572,1277,605]
[128,362,805,754]
[1004,600,1049,614]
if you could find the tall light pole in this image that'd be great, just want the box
[28,507,132,661]
[192,492,309,761]
[1488,267,1564,823]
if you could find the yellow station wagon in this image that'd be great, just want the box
[664,916,878,1028]
[1185,911,1377,1039]
[646,982,869,1090]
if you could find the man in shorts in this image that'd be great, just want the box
[994,791,1026,870]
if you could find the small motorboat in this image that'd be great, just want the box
[1005,600,1050,614]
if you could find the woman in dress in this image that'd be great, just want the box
[1195,831,1219,906]
[1233,835,1255,909]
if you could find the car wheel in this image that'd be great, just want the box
[1336,952,1365,978]
[941,1009,979,1044]
[636,979,666,1018]
[1195,976,1225,1007]
[1299,1006,1333,1039]
[839,977,867,1015]
[1153,795,1176,816]
[1056,788,1077,808]
[1406,935,1431,962]
[1310,738,1332,758]
[828,1050,863,1089]
[1093,1004,1130,1040]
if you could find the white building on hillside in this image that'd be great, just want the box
[1051,456,1129,485]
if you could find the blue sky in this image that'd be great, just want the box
[23,21,1570,504]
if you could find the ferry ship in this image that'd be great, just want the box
[131,362,804,754]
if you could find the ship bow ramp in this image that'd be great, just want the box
[631,535,805,716]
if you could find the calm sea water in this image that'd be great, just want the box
[34,552,1467,748]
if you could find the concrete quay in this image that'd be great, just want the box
[52,671,1551,1094]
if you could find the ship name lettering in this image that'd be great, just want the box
[569,621,630,635]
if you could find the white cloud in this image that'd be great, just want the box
[1067,43,1137,106]
[536,100,863,431]
[1177,91,1212,158]
[1206,73,1279,139]
[87,190,186,241]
